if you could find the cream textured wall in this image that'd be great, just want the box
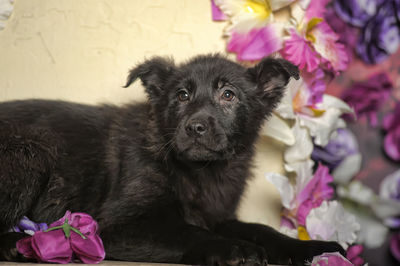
[0,0,283,228]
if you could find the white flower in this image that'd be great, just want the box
[298,95,353,146]
[306,200,360,249]
[337,181,391,248]
[215,0,296,34]
[0,0,14,30]
[280,225,298,238]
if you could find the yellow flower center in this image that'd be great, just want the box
[305,17,323,43]
[244,0,271,20]
[298,226,311,240]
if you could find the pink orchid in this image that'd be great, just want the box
[282,0,348,74]
[383,103,400,161]
[283,28,321,73]
[346,244,364,266]
[16,211,105,264]
[227,24,283,61]
[296,164,334,225]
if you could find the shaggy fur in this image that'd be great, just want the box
[0,54,344,265]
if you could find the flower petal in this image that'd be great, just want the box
[284,120,313,164]
[311,22,349,73]
[332,153,362,184]
[16,236,35,259]
[311,252,353,266]
[260,114,295,145]
[265,172,295,210]
[283,29,320,72]
[333,0,384,27]
[306,201,360,249]
[211,0,227,21]
[228,24,284,61]
[31,230,73,263]
[69,212,99,236]
[299,95,352,146]
[71,234,106,264]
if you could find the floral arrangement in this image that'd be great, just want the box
[211,0,400,265]
[13,211,105,264]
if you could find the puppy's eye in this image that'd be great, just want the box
[221,90,235,101]
[177,90,190,102]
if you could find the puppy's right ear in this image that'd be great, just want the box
[124,57,175,101]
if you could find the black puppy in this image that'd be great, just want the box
[0,54,344,265]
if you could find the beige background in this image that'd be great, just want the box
[0,0,283,228]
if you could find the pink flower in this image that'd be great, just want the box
[282,0,349,74]
[227,24,283,61]
[346,245,364,266]
[383,103,400,161]
[283,28,320,73]
[391,233,400,263]
[311,252,353,266]
[16,211,105,264]
[295,164,334,225]
[211,0,227,21]
[342,73,393,127]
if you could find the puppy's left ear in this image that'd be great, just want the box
[247,57,299,113]
[124,57,176,101]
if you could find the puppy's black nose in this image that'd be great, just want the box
[186,120,208,136]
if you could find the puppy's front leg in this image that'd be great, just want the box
[100,218,267,265]
[215,220,345,265]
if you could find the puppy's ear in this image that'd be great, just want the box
[247,57,299,113]
[124,57,175,100]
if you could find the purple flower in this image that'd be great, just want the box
[325,8,359,62]
[16,211,105,264]
[356,0,400,64]
[334,0,400,64]
[312,128,359,171]
[380,169,400,228]
[391,233,400,262]
[342,73,393,126]
[383,103,400,161]
[334,0,385,27]
[10,216,48,236]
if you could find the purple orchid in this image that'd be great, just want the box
[383,103,400,161]
[334,0,400,64]
[16,211,105,264]
[356,0,400,64]
[334,0,385,27]
[312,128,359,171]
[341,72,393,126]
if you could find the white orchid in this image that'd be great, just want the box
[306,200,360,249]
[337,180,400,248]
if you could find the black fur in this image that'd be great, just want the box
[0,54,344,265]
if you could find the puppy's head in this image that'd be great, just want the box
[125,54,299,162]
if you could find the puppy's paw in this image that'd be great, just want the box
[290,240,345,266]
[181,239,268,266]
[0,232,30,262]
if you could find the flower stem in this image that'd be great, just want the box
[45,218,87,239]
